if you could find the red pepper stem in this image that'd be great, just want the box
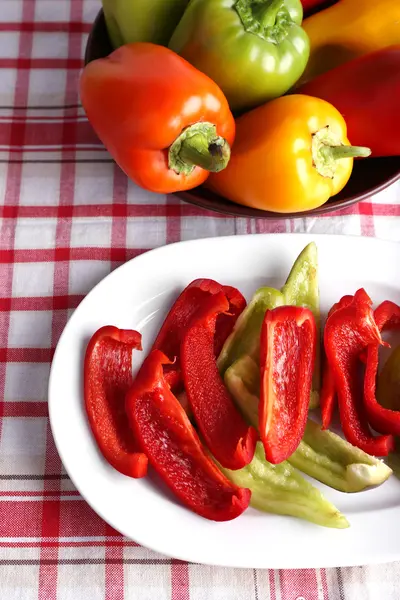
[169,122,231,176]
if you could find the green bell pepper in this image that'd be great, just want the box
[169,0,310,112]
[225,355,392,492]
[221,441,349,528]
[102,0,190,48]
[217,242,320,407]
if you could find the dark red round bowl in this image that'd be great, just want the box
[84,10,400,220]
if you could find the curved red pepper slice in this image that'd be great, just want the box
[84,326,148,478]
[324,290,394,456]
[181,292,257,470]
[260,306,317,464]
[126,349,251,521]
[321,295,356,429]
[152,279,246,392]
[364,301,400,435]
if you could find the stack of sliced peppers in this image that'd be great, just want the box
[84,243,396,527]
[80,0,400,214]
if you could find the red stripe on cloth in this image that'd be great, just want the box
[171,560,190,600]
[0,540,139,548]
[279,569,319,600]
[0,295,83,311]
[269,571,277,600]
[0,491,80,497]
[105,523,125,600]
[0,119,98,147]
[0,348,54,362]
[0,247,146,263]
[0,58,83,69]
[321,568,329,600]
[111,166,128,268]
[166,198,182,244]
[359,201,376,237]
[0,500,44,537]
[0,21,92,33]
[1,402,48,417]
[255,218,287,234]
[59,501,112,538]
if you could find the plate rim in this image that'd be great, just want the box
[49,233,400,569]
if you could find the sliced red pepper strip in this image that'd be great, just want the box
[324,289,394,456]
[364,301,400,435]
[126,349,251,521]
[84,326,148,478]
[321,294,355,429]
[181,292,257,470]
[152,279,246,392]
[260,306,317,464]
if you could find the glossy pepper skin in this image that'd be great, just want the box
[301,0,335,16]
[225,355,392,493]
[299,47,400,157]
[181,292,258,470]
[102,0,190,48]
[80,43,235,194]
[324,289,394,456]
[218,242,320,408]
[364,301,400,435]
[299,0,400,85]
[152,278,246,393]
[222,441,348,528]
[126,350,250,521]
[260,306,317,464]
[320,294,354,429]
[84,327,148,478]
[208,95,371,214]
[169,0,310,113]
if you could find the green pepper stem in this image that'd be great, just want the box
[168,122,231,176]
[320,145,372,161]
[234,0,290,42]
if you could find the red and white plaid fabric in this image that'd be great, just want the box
[1,1,400,598]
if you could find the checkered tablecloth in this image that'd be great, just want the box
[1,1,400,599]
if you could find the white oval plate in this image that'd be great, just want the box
[49,233,400,569]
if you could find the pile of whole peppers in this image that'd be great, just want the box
[80,0,400,214]
[84,243,396,527]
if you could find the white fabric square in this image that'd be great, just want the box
[8,310,53,348]
[0,32,20,59]
[126,218,166,249]
[32,31,69,59]
[124,563,171,600]
[34,0,70,22]
[127,179,167,206]
[180,216,236,241]
[14,218,57,250]
[1,2,23,21]
[57,563,105,600]
[70,219,112,248]
[20,162,61,205]
[0,69,17,107]
[74,162,114,205]
[28,68,67,106]
[69,260,110,295]
[12,262,54,297]
[0,417,47,458]
[5,362,50,401]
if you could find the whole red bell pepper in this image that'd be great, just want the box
[152,278,246,393]
[80,43,235,194]
[298,46,400,157]
[84,326,148,478]
[320,294,354,429]
[324,290,394,456]
[126,349,251,521]
[181,292,257,470]
[364,301,400,435]
[259,305,317,464]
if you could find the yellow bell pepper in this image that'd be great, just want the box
[207,94,371,214]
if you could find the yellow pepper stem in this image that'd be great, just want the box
[320,145,372,161]
[312,126,371,178]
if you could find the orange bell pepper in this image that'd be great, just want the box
[80,43,235,194]
[207,95,371,214]
[298,0,400,85]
